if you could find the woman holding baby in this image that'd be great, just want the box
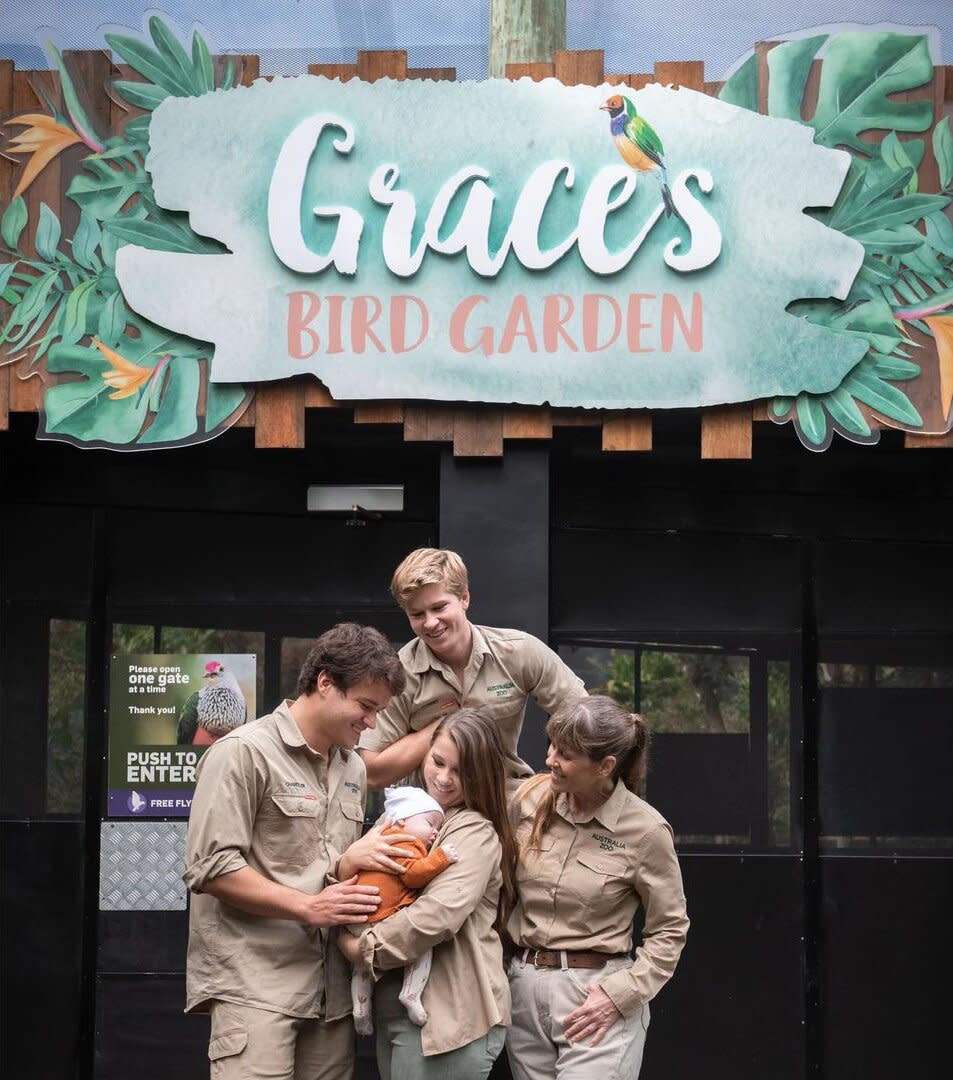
[338,706,516,1079]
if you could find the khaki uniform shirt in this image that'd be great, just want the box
[508,779,688,1017]
[183,701,366,1020]
[359,625,585,781]
[358,807,510,1056]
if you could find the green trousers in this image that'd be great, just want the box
[373,971,506,1080]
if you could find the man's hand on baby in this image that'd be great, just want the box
[342,818,417,875]
[442,842,460,863]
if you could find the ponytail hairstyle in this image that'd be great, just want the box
[521,695,650,855]
[430,708,518,932]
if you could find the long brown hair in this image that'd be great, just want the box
[520,695,650,854]
[430,708,517,931]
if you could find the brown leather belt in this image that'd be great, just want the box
[514,947,628,970]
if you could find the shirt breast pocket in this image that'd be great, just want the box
[571,850,630,904]
[516,839,554,883]
[261,793,322,867]
[329,798,365,853]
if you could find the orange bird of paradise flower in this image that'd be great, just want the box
[93,338,156,400]
[2,43,105,198]
[4,114,87,198]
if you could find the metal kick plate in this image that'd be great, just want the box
[99,821,187,910]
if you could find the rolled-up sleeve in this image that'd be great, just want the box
[358,814,500,972]
[183,738,259,893]
[598,823,689,1015]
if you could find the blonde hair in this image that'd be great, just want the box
[430,708,517,932]
[391,548,469,607]
[519,696,650,855]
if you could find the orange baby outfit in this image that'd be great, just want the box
[357,826,452,923]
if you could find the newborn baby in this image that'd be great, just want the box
[347,785,459,1035]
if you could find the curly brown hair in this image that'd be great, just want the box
[295,623,405,698]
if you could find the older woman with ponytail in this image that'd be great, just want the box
[506,696,688,1080]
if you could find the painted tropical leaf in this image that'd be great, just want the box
[718,53,758,110]
[766,35,829,120]
[810,33,934,153]
[43,343,151,443]
[1,196,28,249]
[206,382,248,430]
[40,338,250,447]
[932,117,953,191]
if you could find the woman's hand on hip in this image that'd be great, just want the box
[562,983,623,1046]
[338,819,416,877]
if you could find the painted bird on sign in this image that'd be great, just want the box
[176,660,247,744]
[600,93,680,220]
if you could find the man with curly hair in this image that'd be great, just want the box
[184,623,406,1079]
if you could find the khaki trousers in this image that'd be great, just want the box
[505,955,650,1080]
[208,1000,354,1080]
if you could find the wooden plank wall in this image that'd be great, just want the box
[2,51,952,455]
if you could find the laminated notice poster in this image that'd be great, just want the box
[107,653,256,817]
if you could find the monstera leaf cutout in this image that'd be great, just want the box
[722,30,952,449]
[767,33,934,153]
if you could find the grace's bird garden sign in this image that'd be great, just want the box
[1,19,952,450]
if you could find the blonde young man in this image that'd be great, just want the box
[359,548,586,790]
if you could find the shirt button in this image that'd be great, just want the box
[297,802,305,812]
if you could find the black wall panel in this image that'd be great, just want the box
[107,512,432,606]
[816,540,953,634]
[95,977,207,1080]
[820,857,953,1078]
[642,855,805,1080]
[98,911,188,974]
[552,529,801,634]
[440,447,551,768]
[819,688,953,837]
[0,822,85,1080]
[649,733,750,837]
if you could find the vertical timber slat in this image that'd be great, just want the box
[453,408,503,457]
[602,414,652,451]
[404,405,455,442]
[308,64,358,81]
[653,61,704,90]
[503,408,553,439]
[552,50,603,87]
[304,381,335,407]
[504,62,555,81]
[407,68,456,81]
[700,404,753,458]
[357,51,408,82]
[254,379,306,449]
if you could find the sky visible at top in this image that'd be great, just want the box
[0,1,950,80]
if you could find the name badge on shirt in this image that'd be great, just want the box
[486,681,516,697]
[592,833,626,851]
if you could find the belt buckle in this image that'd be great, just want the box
[532,949,543,968]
